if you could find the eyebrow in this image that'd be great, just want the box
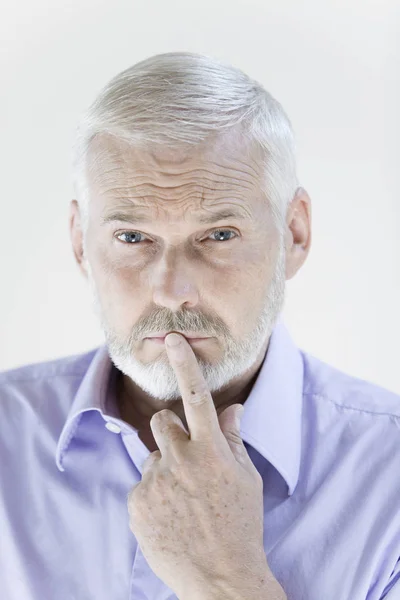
[101,208,252,226]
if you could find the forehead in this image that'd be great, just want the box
[86,132,266,217]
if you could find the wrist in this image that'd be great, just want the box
[185,563,286,600]
[204,575,286,600]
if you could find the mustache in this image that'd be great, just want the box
[131,310,225,340]
[86,274,226,339]
[134,322,220,340]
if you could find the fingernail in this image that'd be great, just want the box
[165,333,183,347]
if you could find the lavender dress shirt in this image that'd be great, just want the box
[0,320,399,600]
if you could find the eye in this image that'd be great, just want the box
[115,229,238,245]
[207,229,238,242]
[116,231,149,244]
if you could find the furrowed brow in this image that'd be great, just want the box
[101,208,252,225]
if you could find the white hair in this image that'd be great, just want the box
[71,52,299,235]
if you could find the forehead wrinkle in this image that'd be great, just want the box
[100,181,255,220]
[100,188,254,217]
[89,144,262,188]
[94,165,259,192]
[103,203,254,225]
[103,190,251,214]
[88,145,265,218]
[95,173,259,207]
[206,160,262,184]
[154,162,261,186]
[115,179,255,197]
[88,128,264,184]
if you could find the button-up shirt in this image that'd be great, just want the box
[0,320,399,600]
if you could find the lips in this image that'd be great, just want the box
[145,335,210,344]
[146,332,209,339]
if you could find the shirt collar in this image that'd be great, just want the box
[55,344,117,472]
[56,318,303,496]
[239,318,304,496]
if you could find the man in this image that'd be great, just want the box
[0,52,399,600]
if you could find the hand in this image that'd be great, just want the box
[127,333,277,599]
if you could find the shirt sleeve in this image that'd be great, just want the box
[380,558,400,599]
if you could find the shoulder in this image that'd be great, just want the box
[300,350,400,421]
[0,348,98,415]
[0,348,97,384]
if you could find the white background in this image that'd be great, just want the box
[1,0,399,394]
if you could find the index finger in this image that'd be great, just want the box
[164,333,221,442]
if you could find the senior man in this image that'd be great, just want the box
[1,52,399,600]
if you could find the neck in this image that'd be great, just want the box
[115,338,269,433]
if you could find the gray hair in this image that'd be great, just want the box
[71,52,299,235]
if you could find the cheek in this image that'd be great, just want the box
[93,263,141,324]
[106,270,141,311]
[220,251,269,296]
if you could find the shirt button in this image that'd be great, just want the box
[105,421,121,434]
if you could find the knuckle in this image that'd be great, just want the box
[197,439,221,461]
[151,409,170,425]
[166,428,184,443]
[223,430,243,445]
[143,450,160,467]
[188,385,209,404]
[128,485,142,510]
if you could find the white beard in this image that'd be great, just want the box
[85,240,286,402]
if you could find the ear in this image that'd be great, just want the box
[69,200,88,279]
[285,187,312,280]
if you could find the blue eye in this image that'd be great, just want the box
[117,231,146,244]
[116,229,238,244]
[208,229,238,242]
